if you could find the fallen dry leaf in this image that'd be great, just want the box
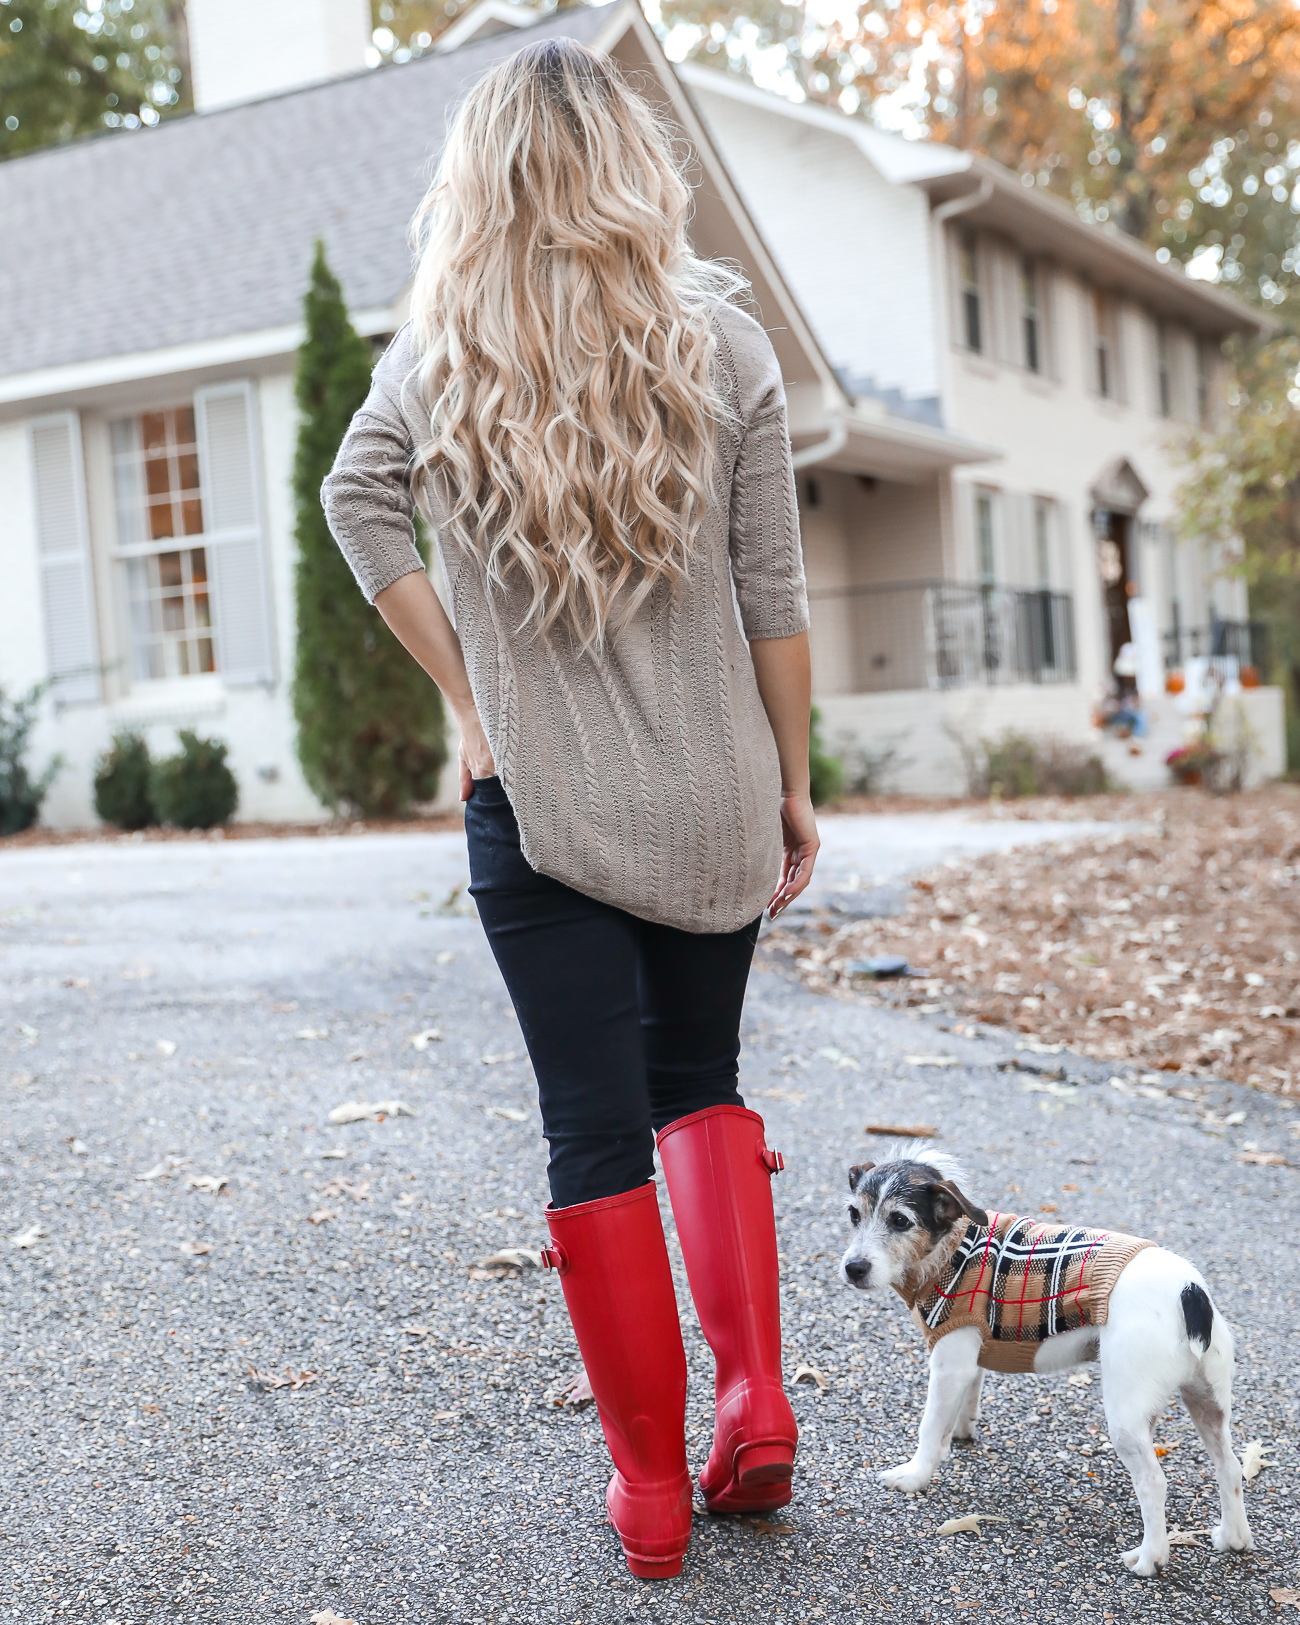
[816,1046,860,1070]
[247,1365,317,1392]
[319,1178,370,1203]
[296,1027,330,1040]
[484,1105,527,1122]
[1238,1149,1287,1167]
[753,1087,806,1104]
[480,1051,518,1067]
[744,1517,795,1537]
[429,1410,457,1423]
[866,1122,937,1138]
[186,1174,228,1195]
[10,1222,45,1248]
[136,1155,188,1182]
[1242,1439,1276,1482]
[793,1362,828,1390]
[179,1241,212,1256]
[319,1148,347,1160]
[327,1099,414,1124]
[309,1610,357,1625]
[1166,1527,1206,1546]
[408,1027,442,1051]
[155,1039,177,1057]
[478,1247,543,1271]
[904,1055,959,1068]
[62,976,89,990]
[555,1366,594,1409]
[306,1209,337,1226]
[1066,1370,1093,1387]
[68,1138,88,1156]
[401,1325,435,1338]
[1271,1589,1300,1609]
[936,1514,1009,1536]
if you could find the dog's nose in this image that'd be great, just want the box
[844,1259,871,1286]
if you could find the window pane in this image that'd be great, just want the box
[122,545,220,682]
[181,496,205,536]
[148,499,178,542]
[141,411,169,457]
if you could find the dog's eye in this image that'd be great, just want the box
[887,1211,913,1232]
[847,1207,861,1228]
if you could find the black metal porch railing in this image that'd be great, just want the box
[806,580,1078,693]
[1163,618,1268,672]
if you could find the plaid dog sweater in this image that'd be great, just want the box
[897,1212,1154,1373]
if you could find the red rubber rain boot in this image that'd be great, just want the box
[656,1105,798,1513]
[541,1182,693,1579]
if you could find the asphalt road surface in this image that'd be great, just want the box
[1,819,1295,1624]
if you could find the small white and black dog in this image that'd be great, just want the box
[840,1148,1253,1577]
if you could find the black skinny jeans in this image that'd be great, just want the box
[464,777,761,1209]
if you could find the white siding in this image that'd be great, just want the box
[690,89,940,403]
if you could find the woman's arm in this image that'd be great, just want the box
[749,630,819,917]
[373,570,495,799]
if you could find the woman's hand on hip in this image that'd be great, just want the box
[768,790,819,918]
[457,713,496,801]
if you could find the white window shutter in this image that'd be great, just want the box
[195,382,275,685]
[29,413,100,705]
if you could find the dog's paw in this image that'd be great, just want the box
[879,1460,932,1495]
[1210,1520,1254,1554]
[950,1423,979,1446]
[1121,1543,1169,1577]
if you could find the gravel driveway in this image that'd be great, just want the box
[1,820,1295,1624]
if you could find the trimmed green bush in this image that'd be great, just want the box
[0,682,60,835]
[809,706,844,806]
[93,731,155,830]
[150,731,238,829]
[291,241,447,816]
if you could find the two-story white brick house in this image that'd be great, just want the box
[0,0,1279,827]
[678,65,1283,787]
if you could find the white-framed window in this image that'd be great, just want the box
[1196,340,1213,427]
[111,406,215,680]
[959,231,983,354]
[1021,255,1041,374]
[1093,290,1115,398]
[974,488,998,583]
[108,383,274,688]
[1155,320,1172,418]
[1033,497,1054,587]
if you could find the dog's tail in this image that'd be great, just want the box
[1180,1280,1214,1355]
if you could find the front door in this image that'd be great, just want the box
[1096,508,1133,670]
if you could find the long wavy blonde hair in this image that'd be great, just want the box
[406,38,745,652]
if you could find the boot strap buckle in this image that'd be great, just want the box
[540,1244,568,1275]
[761,1148,785,1175]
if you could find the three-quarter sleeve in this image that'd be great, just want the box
[727,394,810,641]
[320,341,426,604]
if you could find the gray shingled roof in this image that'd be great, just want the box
[0,4,613,380]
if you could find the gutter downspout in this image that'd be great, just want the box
[929,173,995,577]
[790,413,847,471]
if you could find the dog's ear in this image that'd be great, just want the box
[930,1178,988,1230]
[848,1162,875,1194]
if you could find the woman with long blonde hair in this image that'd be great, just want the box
[323,37,818,1580]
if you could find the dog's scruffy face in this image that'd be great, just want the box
[840,1149,988,1292]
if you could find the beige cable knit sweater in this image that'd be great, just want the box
[321,299,809,934]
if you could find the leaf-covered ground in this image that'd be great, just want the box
[771,787,1300,1099]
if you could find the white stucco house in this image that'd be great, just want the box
[0,0,1282,828]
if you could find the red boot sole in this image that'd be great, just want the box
[701,1442,796,1513]
[623,1550,686,1580]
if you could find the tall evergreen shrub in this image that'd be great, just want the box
[292,242,447,816]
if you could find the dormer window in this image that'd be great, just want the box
[960,232,982,354]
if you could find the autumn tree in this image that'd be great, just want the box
[0,0,189,158]
[1177,335,1300,765]
[661,0,1300,314]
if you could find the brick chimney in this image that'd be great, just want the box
[187,0,373,113]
